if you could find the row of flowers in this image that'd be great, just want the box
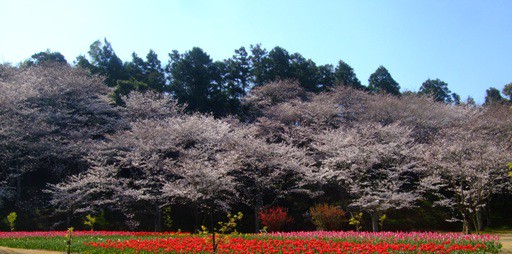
[0,230,501,253]
[266,231,500,243]
[84,236,495,254]
[0,231,183,238]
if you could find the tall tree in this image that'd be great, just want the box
[334,60,363,90]
[314,122,421,232]
[452,93,461,105]
[484,87,504,105]
[23,50,67,67]
[368,66,400,95]
[114,50,167,104]
[144,50,167,92]
[317,64,335,91]
[289,53,320,92]
[167,47,227,116]
[249,44,269,86]
[232,127,315,232]
[266,46,292,82]
[82,39,128,87]
[224,47,252,115]
[422,126,511,234]
[0,65,123,224]
[418,78,453,103]
[502,83,512,101]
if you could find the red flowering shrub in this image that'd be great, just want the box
[259,206,293,232]
[309,203,346,231]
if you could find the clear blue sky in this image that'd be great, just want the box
[2,0,511,103]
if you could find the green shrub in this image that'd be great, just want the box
[349,212,363,232]
[7,212,17,232]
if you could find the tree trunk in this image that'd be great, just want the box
[154,205,162,232]
[371,211,379,232]
[66,210,72,229]
[476,207,484,233]
[471,215,480,235]
[462,217,471,235]
[15,176,21,205]
[210,201,217,254]
[254,195,263,233]
[254,206,260,233]
[193,205,199,233]
[485,200,492,228]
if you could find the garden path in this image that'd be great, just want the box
[0,247,61,254]
[500,233,512,253]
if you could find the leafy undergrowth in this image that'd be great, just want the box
[0,231,502,253]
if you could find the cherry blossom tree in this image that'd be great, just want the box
[231,127,317,232]
[422,127,511,234]
[0,65,123,211]
[83,113,240,231]
[45,164,124,228]
[314,122,422,232]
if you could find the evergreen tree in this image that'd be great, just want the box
[418,78,453,103]
[224,47,252,114]
[334,60,363,90]
[84,39,128,87]
[368,66,400,95]
[502,83,512,101]
[317,64,335,91]
[266,46,292,82]
[249,44,269,86]
[23,50,67,67]
[290,53,320,92]
[167,47,228,116]
[484,87,504,105]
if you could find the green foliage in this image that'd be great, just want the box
[309,204,347,231]
[113,79,149,104]
[218,212,243,235]
[86,39,128,87]
[66,227,73,254]
[163,206,173,230]
[485,87,504,105]
[502,83,512,100]
[84,214,97,231]
[6,212,16,232]
[379,214,387,230]
[334,60,363,90]
[96,211,108,230]
[83,212,108,231]
[418,78,453,103]
[368,66,400,95]
[22,50,67,67]
[167,47,229,116]
[200,212,243,235]
[349,212,363,232]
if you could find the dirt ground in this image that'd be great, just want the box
[0,247,61,254]
[500,233,512,253]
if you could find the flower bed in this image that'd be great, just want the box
[0,230,180,238]
[83,231,501,253]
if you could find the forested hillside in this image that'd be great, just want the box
[1,40,511,233]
